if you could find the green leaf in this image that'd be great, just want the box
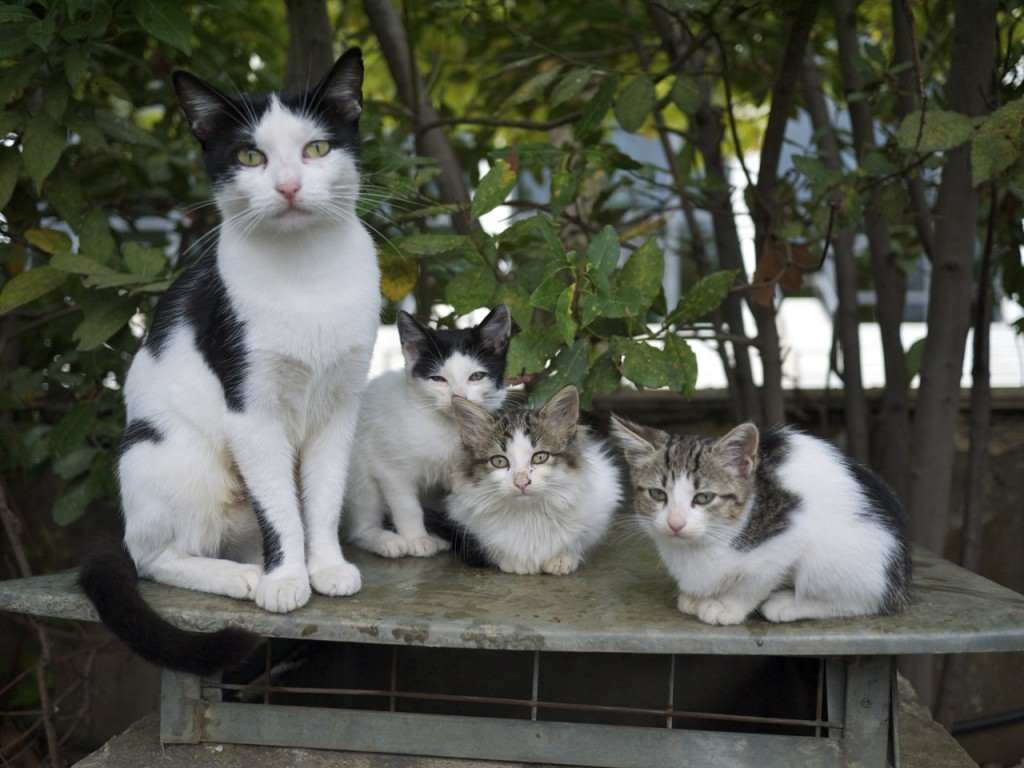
[471,159,517,219]
[897,110,976,154]
[611,237,664,316]
[22,111,65,191]
[507,325,563,376]
[50,402,98,461]
[502,65,562,109]
[792,154,842,188]
[555,283,578,345]
[530,272,570,312]
[621,340,671,389]
[78,209,120,266]
[53,478,95,526]
[492,282,533,330]
[664,334,698,397]
[575,73,619,142]
[549,167,581,218]
[669,76,702,114]
[53,446,98,481]
[586,351,622,397]
[586,225,620,278]
[74,298,137,350]
[130,0,191,54]
[529,338,589,406]
[905,335,926,385]
[64,44,91,87]
[25,228,72,255]
[123,242,167,278]
[444,265,498,314]
[395,234,474,259]
[0,266,67,314]
[970,99,1024,187]
[667,269,737,325]
[0,146,19,209]
[615,74,655,133]
[551,67,592,108]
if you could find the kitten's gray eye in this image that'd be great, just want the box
[468,372,487,382]
[648,488,668,503]
[693,491,716,505]
[429,375,447,383]
[531,451,550,465]
[490,456,509,468]
[236,148,265,167]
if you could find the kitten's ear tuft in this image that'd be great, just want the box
[173,71,231,143]
[452,396,495,451]
[610,416,660,462]
[715,423,759,477]
[397,311,429,369]
[314,47,363,122]
[475,304,511,354]
[540,385,579,443]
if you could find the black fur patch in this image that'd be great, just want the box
[735,427,798,551]
[252,499,284,572]
[120,419,164,456]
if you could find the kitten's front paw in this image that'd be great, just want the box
[760,590,801,622]
[404,535,448,558]
[227,564,262,601]
[695,598,749,626]
[309,561,362,597]
[676,593,700,616]
[497,557,539,575]
[541,553,579,575]
[256,571,311,613]
[359,531,408,559]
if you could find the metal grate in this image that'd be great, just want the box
[210,639,841,738]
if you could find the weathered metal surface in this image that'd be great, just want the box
[2,540,1024,656]
[840,656,893,768]
[199,700,842,768]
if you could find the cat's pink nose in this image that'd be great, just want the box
[277,181,301,200]
[667,514,687,533]
[514,472,531,491]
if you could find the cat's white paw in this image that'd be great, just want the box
[498,557,539,575]
[361,531,408,559]
[760,590,803,622]
[541,553,579,575]
[309,561,362,597]
[695,598,749,626]
[224,564,262,601]
[256,572,311,613]
[404,535,446,558]
[676,593,700,616]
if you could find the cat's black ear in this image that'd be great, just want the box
[715,423,759,477]
[451,395,495,451]
[313,47,363,122]
[173,71,232,143]
[540,385,579,443]
[609,416,659,462]
[397,311,429,368]
[475,304,511,353]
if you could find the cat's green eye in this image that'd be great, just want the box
[693,491,716,505]
[648,488,668,503]
[303,140,331,159]
[490,455,509,469]
[531,451,550,465]
[236,148,265,167]
[429,375,447,383]
[468,372,487,382]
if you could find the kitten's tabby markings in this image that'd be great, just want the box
[78,49,381,673]
[345,306,511,559]
[611,420,911,625]
[443,386,622,575]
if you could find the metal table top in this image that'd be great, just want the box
[2,539,1023,656]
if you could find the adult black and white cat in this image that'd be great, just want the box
[78,49,381,673]
[344,305,511,558]
[610,419,912,625]
[443,385,622,575]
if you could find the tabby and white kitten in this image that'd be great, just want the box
[79,50,380,674]
[444,385,622,575]
[610,420,912,625]
[344,305,511,558]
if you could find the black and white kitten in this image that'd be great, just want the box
[443,385,622,575]
[79,49,381,674]
[610,420,912,625]
[344,305,511,558]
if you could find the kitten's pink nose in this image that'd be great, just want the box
[514,472,531,491]
[276,181,301,200]
[667,512,687,533]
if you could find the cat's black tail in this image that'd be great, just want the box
[78,537,260,675]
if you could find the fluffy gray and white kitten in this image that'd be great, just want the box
[441,385,622,575]
[344,305,511,558]
[610,419,912,625]
[78,49,380,673]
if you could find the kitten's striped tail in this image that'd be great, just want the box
[78,537,259,675]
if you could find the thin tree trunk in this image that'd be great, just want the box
[285,0,335,89]
[747,5,817,426]
[832,0,911,495]
[800,47,869,463]
[363,0,472,234]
